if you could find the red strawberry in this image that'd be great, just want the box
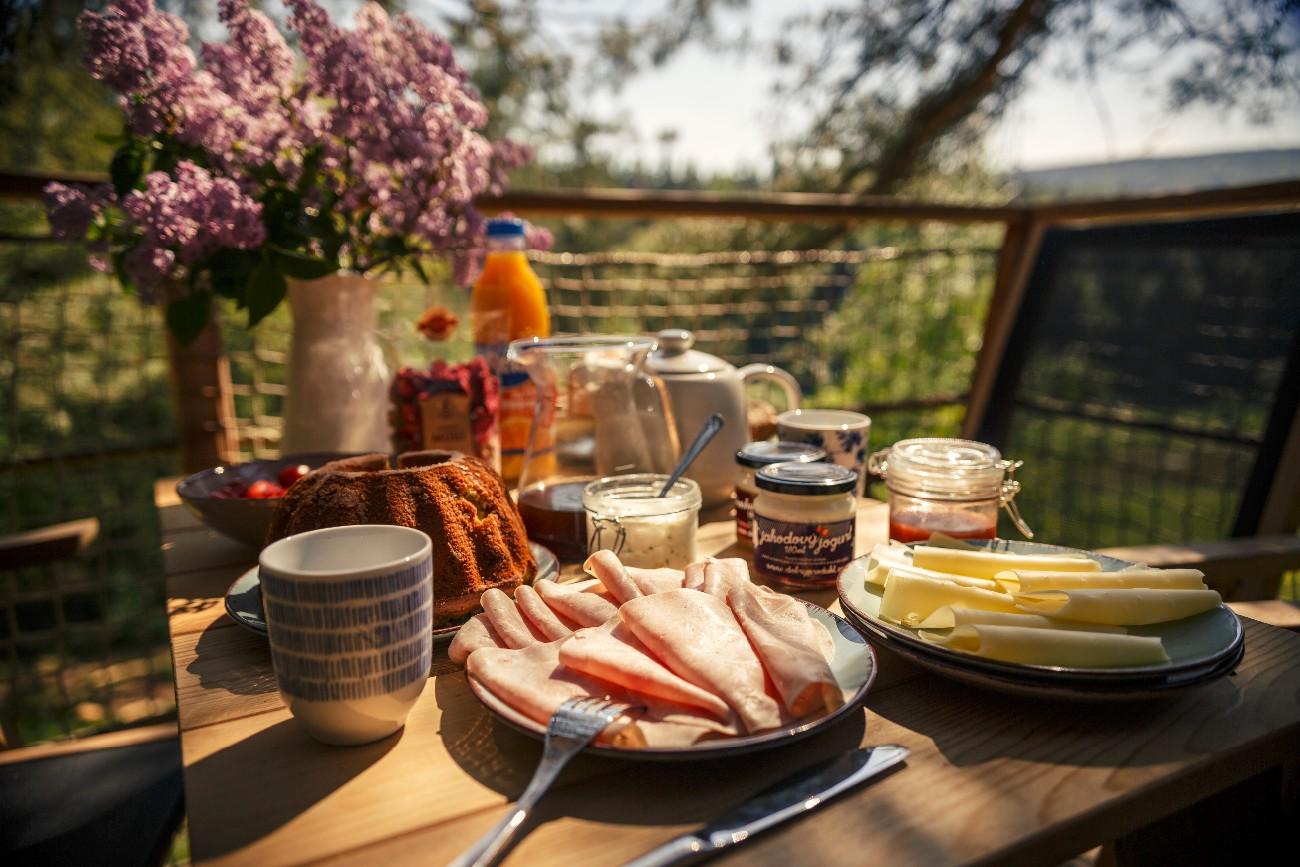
[277,464,311,488]
[247,479,287,499]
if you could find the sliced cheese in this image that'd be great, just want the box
[878,571,1016,628]
[1013,588,1223,626]
[921,624,1169,668]
[889,565,1000,591]
[995,568,1207,593]
[865,564,890,587]
[912,546,1101,580]
[916,606,1127,633]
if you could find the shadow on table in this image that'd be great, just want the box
[184,718,397,859]
[866,651,1249,770]
[437,666,874,827]
[188,619,278,697]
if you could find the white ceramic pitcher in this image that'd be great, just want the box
[647,329,801,507]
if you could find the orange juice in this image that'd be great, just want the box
[472,219,550,484]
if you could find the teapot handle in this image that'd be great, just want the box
[737,364,802,411]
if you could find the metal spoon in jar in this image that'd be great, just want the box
[659,413,725,497]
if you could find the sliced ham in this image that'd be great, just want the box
[701,558,751,600]
[619,588,783,734]
[558,620,733,721]
[479,587,543,649]
[514,583,573,641]
[728,583,842,718]
[448,614,505,664]
[584,550,643,604]
[466,641,736,748]
[683,560,706,591]
[533,579,619,627]
[626,566,686,596]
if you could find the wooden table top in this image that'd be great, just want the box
[158,480,1300,866]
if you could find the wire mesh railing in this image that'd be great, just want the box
[0,246,178,745]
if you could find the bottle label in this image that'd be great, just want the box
[734,489,756,543]
[754,515,855,585]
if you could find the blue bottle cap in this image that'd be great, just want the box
[485,218,526,238]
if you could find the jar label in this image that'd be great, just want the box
[418,392,475,455]
[734,489,756,542]
[754,515,855,584]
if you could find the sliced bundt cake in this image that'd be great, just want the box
[265,450,536,623]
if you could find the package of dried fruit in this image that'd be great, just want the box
[390,357,500,469]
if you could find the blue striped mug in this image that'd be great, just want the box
[259,525,433,746]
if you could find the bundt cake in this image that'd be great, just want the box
[265,450,536,624]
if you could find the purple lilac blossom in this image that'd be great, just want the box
[62,0,544,301]
[119,162,264,290]
[43,183,114,241]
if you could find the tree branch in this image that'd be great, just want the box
[863,0,1052,195]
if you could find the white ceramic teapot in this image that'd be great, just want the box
[647,329,802,506]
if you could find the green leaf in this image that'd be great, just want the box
[110,142,146,197]
[410,258,431,286]
[166,291,212,345]
[298,145,324,192]
[270,246,338,280]
[110,248,136,295]
[246,259,287,327]
[206,249,259,302]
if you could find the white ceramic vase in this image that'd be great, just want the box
[281,272,390,454]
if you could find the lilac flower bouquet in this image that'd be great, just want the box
[44,0,541,342]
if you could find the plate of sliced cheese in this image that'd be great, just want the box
[837,539,1244,700]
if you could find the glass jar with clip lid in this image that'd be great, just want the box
[867,437,1033,543]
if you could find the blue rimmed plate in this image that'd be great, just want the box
[466,601,877,761]
[225,541,560,642]
[836,539,1244,700]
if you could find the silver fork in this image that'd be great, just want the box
[449,696,639,867]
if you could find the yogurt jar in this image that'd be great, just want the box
[734,441,826,545]
[583,474,701,569]
[753,462,858,589]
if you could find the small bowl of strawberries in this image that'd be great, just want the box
[176,453,354,548]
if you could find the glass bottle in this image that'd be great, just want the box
[471,218,550,484]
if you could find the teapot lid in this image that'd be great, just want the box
[648,329,732,375]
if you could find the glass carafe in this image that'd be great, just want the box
[506,335,680,561]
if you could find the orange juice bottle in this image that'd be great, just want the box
[472,218,550,484]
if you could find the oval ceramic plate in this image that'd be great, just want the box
[466,602,877,761]
[837,539,1244,699]
[225,542,560,642]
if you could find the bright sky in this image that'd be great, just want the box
[566,0,1300,174]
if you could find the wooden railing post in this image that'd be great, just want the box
[165,306,240,473]
[962,214,1046,439]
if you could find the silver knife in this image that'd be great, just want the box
[621,744,909,867]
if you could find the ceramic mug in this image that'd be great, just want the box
[259,525,433,746]
[777,409,872,496]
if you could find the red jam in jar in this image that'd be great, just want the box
[868,438,1031,544]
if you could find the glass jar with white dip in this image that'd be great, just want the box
[583,474,702,569]
[734,441,826,545]
[753,462,858,589]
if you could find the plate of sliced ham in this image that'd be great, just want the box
[453,551,878,760]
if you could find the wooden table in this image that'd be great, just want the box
[158,481,1300,866]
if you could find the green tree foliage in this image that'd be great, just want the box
[600,0,1300,196]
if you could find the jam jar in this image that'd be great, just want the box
[734,441,826,545]
[752,462,858,589]
[867,438,1032,543]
